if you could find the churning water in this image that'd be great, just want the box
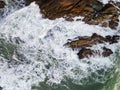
[0,0,120,90]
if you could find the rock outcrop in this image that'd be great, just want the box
[65,33,119,59]
[65,33,120,49]
[83,2,120,29]
[24,0,120,59]
[0,1,5,8]
[25,0,120,29]
[77,47,113,59]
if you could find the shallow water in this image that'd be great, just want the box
[0,0,119,90]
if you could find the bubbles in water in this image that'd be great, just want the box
[0,1,119,90]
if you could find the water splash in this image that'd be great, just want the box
[0,1,119,90]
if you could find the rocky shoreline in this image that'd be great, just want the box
[65,33,119,59]
[25,0,120,29]
[0,0,120,60]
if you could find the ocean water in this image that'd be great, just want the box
[0,0,119,90]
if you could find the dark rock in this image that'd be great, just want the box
[77,48,94,59]
[77,47,113,59]
[0,86,2,90]
[0,1,5,8]
[65,33,119,59]
[83,2,119,29]
[65,33,116,49]
[109,20,119,29]
[105,35,120,44]
[65,33,120,49]
[102,47,113,57]
[25,0,55,6]
[25,0,92,19]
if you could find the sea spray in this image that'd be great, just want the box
[0,1,119,90]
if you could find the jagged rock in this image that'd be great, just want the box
[25,0,120,29]
[65,33,119,59]
[26,0,92,19]
[105,35,120,44]
[102,47,113,57]
[65,33,119,49]
[77,48,95,59]
[25,0,120,59]
[0,1,5,8]
[83,2,119,29]
[77,47,113,59]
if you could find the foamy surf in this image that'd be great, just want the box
[0,0,119,90]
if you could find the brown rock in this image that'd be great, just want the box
[25,0,120,29]
[109,20,119,29]
[77,47,113,59]
[0,1,5,8]
[65,33,119,59]
[25,0,92,19]
[77,48,95,59]
[25,0,47,6]
[83,2,119,29]
[65,33,109,49]
[105,35,120,44]
[102,47,113,57]
[65,33,120,49]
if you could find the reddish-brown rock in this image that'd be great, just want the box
[24,0,120,59]
[25,0,120,29]
[65,33,119,59]
[65,33,119,49]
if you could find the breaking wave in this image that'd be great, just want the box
[0,0,119,90]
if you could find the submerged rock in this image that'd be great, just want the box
[0,1,5,8]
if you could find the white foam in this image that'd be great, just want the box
[97,0,120,4]
[0,1,119,90]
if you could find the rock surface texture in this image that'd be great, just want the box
[25,0,120,29]
[65,33,119,59]
[25,0,120,59]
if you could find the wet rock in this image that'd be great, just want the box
[109,20,119,29]
[25,0,51,6]
[65,33,118,49]
[40,0,92,20]
[77,48,95,59]
[25,0,92,19]
[0,1,5,8]
[25,0,120,29]
[83,2,119,29]
[65,33,119,59]
[105,35,120,44]
[102,47,113,57]
[77,47,113,59]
